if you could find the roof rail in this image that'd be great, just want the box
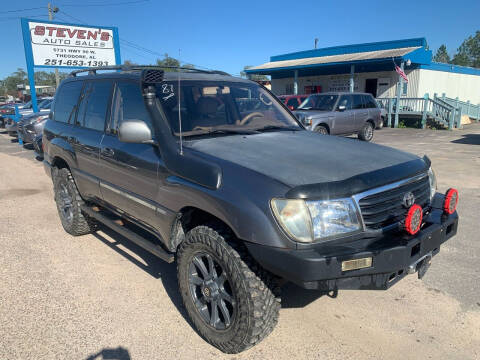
[69,65,230,77]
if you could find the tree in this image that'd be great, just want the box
[433,44,450,63]
[123,59,138,67]
[156,54,181,71]
[240,66,269,81]
[451,31,480,68]
[2,68,27,95]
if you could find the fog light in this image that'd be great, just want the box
[443,188,458,215]
[341,257,372,271]
[405,204,423,235]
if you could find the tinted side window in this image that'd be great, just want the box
[363,95,377,109]
[352,95,364,109]
[337,95,352,110]
[54,81,83,123]
[111,81,152,134]
[78,81,113,131]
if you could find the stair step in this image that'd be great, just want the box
[81,205,175,263]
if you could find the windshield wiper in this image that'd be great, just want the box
[184,127,259,138]
[254,125,300,132]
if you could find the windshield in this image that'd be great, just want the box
[39,99,52,109]
[157,81,301,137]
[298,94,338,111]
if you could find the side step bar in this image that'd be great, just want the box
[81,205,175,263]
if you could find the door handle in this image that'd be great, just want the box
[101,147,115,157]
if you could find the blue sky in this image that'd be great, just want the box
[1,0,479,78]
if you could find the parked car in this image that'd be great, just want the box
[293,92,382,141]
[43,66,459,354]
[5,99,52,136]
[33,134,43,159]
[17,111,50,144]
[278,94,308,110]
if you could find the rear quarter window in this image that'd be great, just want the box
[363,95,378,109]
[76,80,113,131]
[53,81,83,123]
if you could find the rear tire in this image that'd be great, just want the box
[177,225,280,353]
[314,125,329,135]
[358,122,374,141]
[377,117,384,129]
[52,167,98,236]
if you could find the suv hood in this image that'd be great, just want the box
[187,131,427,197]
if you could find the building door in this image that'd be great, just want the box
[365,78,378,97]
[377,78,390,98]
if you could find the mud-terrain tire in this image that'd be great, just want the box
[52,167,98,236]
[358,121,374,141]
[177,225,280,353]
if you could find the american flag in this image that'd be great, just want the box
[395,65,408,83]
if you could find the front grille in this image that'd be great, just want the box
[358,174,431,230]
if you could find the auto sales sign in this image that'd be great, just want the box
[22,19,120,68]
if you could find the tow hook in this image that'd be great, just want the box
[407,252,432,279]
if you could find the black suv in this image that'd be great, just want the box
[43,66,459,353]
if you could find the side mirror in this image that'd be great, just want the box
[337,105,346,112]
[118,119,153,144]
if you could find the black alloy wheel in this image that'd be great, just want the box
[188,252,236,330]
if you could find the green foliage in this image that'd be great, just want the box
[156,54,181,71]
[451,30,480,68]
[433,44,451,64]
[0,68,68,96]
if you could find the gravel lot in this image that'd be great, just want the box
[1,125,479,360]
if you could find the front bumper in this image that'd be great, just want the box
[18,127,35,143]
[245,207,458,290]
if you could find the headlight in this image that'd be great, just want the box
[428,166,437,200]
[271,199,312,242]
[271,198,361,243]
[303,116,312,126]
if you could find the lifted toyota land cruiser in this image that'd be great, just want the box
[43,66,459,353]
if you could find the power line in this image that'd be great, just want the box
[58,9,212,70]
[0,14,49,22]
[57,0,149,7]
[0,7,44,14]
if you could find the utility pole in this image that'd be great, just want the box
[48,2,60,89]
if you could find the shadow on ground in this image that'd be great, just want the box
[85,346,131,360]
[451,134,480,145]
[92,227,191,327]
[92,227,333,323]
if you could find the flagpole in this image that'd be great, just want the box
[394,60,405,128]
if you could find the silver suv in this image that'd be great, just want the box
[293,92,382,141]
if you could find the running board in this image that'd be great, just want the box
[81,205,175,263]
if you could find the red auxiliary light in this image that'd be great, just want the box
[443,188,459,215]
[405,204,423,235]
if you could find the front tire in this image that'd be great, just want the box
[314,124,329,135]
[358,122,374,141]
[52,167,98,236]
[177,225,280,353]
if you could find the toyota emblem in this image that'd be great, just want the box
[403,192,416,208]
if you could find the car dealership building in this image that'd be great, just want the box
[246,38,480,104]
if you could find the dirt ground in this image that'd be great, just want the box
[0,125,479,360]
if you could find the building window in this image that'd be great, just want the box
[285,83,294,94]
[402,82,408,96]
